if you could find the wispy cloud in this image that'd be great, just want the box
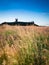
[0,10,49,26]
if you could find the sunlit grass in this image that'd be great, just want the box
[0,25,49,65]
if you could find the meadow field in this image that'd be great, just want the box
[0,25,49,65]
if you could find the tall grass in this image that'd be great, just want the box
[0,26,49,65]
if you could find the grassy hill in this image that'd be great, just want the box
[0,25,49,65]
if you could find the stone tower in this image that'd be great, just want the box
[15,18,18,22]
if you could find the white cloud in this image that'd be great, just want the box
[0,10,49,26]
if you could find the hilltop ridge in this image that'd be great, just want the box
[0,19,38,26]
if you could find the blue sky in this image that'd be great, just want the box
[0,0,49,26]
